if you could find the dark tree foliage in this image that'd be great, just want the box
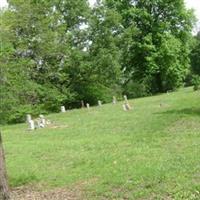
[190,32,200,75]
[0,0,195,124]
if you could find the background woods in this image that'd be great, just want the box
[0,0,198,124]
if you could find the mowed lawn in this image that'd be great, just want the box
[1,87,200,199]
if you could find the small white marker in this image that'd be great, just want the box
[61,106,66,113]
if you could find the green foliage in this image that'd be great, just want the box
[123,81,148,98]
[0,0,196,124]
[192,75,200,91]
[190,32,200,75]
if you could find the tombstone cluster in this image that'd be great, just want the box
[61,95,132,113]
[27,114,51,130]
[27,95,132,131]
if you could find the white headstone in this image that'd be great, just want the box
[46,120,51,125]
[28,120,35,130]
[26,114,32,122]
[98,100,102,107]
[39,122,45,128]
[81,100,85,108]
[39,115,46,126]
[122,104,127,111]
[113,96,117,104]
[61,106,66,113]
[124,95,128,103]
[86,103,90,109]
[35,119,40,129]
[125,103,131,110]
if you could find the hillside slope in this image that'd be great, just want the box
[1,87,200,199]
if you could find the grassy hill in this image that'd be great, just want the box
[1,87,200,199]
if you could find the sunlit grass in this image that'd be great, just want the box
[1,87,200,199]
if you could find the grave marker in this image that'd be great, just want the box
[61,106,66,113]
[26,114,31,122]
[125,103,131,110]
[98,100,102,107]
[113,96,117,104]
[124,95,128,103]
[81,100,85,108]
[86,103,90,109]
[122,104,127,111]
[28,120,35,130]
[39,114,46,126]
[123,103,131,111]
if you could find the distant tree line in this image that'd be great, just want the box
[0,0,198,124]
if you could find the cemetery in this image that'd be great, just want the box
[1,87,200,199]
[0,0,200,199]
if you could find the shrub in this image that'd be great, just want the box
[192,75,200,91]
[123,81,149,99]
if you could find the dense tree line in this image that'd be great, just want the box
[0,0,196,124]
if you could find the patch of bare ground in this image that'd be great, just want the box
[10,180,96,200]
[11,186,83,200]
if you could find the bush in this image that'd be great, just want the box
[7,104,48,124]
[74,83,120,106]
[123,81,149,99]
[192,75,200,91]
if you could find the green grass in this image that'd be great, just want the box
[1,87,200,199]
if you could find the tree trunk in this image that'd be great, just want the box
[0,132,10,200]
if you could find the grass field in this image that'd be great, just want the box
[1,87,200,199]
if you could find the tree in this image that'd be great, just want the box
[0,0,93,122]
[190,31,200,75]
[103,0,194,93]
[0,132,10,200]
[0,0,196,124]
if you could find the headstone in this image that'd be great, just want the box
[123,103,131,111]
[26,114,32,122]
[35,119,40,129]
[28,120,35,130]
[98,100,102,107]
[86,103,90,109]
[46,120,51,125]
[125,103,131,110]
[122,104,127,111]
[124,95,128,103]
[81,100,85,108]
[113,96,117,104]
[61,106,66,113]
[39,122,45,128]
[39,115,46,126]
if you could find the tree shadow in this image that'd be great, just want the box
[155,108,200,117]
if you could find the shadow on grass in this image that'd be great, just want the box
[155,108,200,117]
[10,174,39,187]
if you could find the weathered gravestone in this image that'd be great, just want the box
[86,103,90,109]
[124,95,128,103]
[39,115,46,127]
[0,132,10,200]
[26,114,32,123]
[122,103,131,111]
[61,106,66,113]
[28,120,35,130]
[122,104,127,111]
[98,100,102,107]
[125,102,131,110]
[81,100,85,108]
[113,96,117,104]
